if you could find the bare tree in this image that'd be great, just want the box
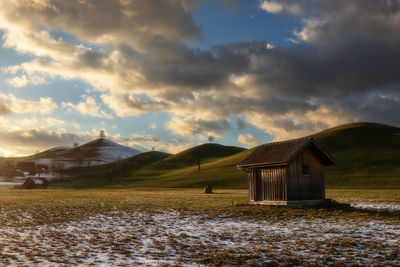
[187,150,205,171]
[52,161,66,181]
[208,135,215,143]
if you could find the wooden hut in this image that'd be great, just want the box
[17,177,49,189]
[237,137,336,206]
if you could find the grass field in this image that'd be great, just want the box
[0,188,399,265]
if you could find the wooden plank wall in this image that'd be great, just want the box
[248,170,255,201]
[286,148,325,200]
[261,167,287,201]
[249,167,287,201]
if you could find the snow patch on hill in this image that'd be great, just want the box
[48,146,71,152]
[95,139,142,163]
[29,138,142,169]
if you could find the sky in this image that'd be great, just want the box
[0,0,399,156]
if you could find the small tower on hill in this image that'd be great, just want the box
[99,130,106,139]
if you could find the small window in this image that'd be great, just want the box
[302,164,310,176]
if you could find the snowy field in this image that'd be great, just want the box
[0,203,399,266]
[341,199,400,212]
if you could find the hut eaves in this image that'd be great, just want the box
[237,137,336,168]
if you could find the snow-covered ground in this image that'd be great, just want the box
[339,199,400,212]
[0,207,399,266]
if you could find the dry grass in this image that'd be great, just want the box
[0,188,398,265]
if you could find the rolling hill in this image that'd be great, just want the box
[312,122,400,188]
[52,122,400,189]
[15,138,142,167]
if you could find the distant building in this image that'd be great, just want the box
[15,177,49,189]
[237,137,336,206]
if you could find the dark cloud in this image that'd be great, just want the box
[2,0,400,140]
[2,0,201,46]
[167,117,231,136]
[0,129,88,154]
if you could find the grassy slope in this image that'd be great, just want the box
[120,122,399,189]
[312,122,400,188]
[122,148,253,188]
[52,151,170,188]
[53,122,399,189]
[151,143,245,169]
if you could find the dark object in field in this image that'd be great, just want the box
[204,185,213,194]
[14,177,49,189]
[237,137,336,206]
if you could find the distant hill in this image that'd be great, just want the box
[51,122,400,189]
[13,138,142,168]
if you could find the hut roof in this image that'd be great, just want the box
[237,137,336,168]
[32,179,44,184]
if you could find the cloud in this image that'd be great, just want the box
[1,0,399,142]
[260,1,301,15]
[0,93,57,114]
[238,134,261,147]
[6,74,47,87]
[44,117,65,126]
[0,100,12,115]
[109,132,191,153]
[167,142,196,154]
[101,93,169,117]
[0,128,92,156]
[260,1,283,13]
[62,95,113,119]
[167,116,231,137]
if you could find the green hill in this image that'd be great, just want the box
[121,148,252,188]
[312,122,400,188]
[53,122,400,189]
